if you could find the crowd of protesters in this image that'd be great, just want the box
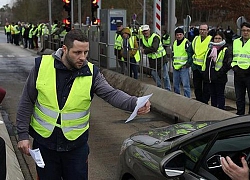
[4,20,68,50]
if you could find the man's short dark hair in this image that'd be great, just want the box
[241,22,250,29]
[63,29,89,49]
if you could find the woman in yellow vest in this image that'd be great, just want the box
[120,27,140,79]
[202,31,231,109]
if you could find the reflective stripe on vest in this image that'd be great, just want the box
[142,33,166,59]
[33,101,90,133]
[173,38,188,70]
[30,55,93,140]
[232,38,250,69]
[192,35,212,66]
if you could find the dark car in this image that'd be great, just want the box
[118,115,250,180]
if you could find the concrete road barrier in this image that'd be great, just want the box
[101,69,237,122]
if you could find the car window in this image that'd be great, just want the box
[200,132,250,180]
[181,135,212,170]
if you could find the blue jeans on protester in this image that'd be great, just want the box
[173,67,191,98]
[129,57,138,79]
[34,140,89,180]
[151,62,171,91]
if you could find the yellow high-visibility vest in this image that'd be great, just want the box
[30,55,93,140]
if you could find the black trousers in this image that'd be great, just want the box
[193,69,210,104]
[234,74,250,115]
[209,82,226,110]
[0,137,6,180]
[34,140,89,180]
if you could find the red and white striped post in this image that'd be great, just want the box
[153,0,161,36]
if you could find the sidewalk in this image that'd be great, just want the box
[0,113,24,180]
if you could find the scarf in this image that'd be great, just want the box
[208,40,226,62]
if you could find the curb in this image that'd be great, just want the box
[0,114,24,180]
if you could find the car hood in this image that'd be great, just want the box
[130,121,217,146]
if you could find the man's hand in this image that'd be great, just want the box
[137,101,151,115]
[221,156,249,180]
[17,140,31,156]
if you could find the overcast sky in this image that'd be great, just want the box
[0,0,12,8]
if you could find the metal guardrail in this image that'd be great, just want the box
[41,34,170,89]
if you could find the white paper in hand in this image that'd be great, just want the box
[29,148,45,168]
[125,93,153,123]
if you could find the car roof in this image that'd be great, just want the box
[171,115,250,146]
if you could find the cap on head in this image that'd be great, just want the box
[116,20,123,27]
[141,24,150,31]
[175,27,184,35]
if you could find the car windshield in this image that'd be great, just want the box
[130,121,217,146]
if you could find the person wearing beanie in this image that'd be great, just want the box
[201,31,231,109]
[172,27,191,98]
[140,24,171,91]
[186,23,212,104]
[120,27,140,79]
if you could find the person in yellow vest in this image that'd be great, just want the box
[28,23,35,49]
[202,31,231,110]
[186,23,212,104]
[13,22,20,46]
[10,22,15,44]
[114,21,125,74]
[4,22,11,43]
[162,29,170,49]
[231,22,250,115]
[120,27,140,79]
[32,23,39,49]
[51,19,58,35]
[22,24,30,48]
[16,29,151,180]
[172,28,191,98]
[140,24,171,91]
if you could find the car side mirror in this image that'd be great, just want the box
[207,155,222,169]
[160,150,185,178]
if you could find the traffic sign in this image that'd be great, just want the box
[236,16,247,29]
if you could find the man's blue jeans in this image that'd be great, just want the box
[151,62,171,91]
[173,67,191,98]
